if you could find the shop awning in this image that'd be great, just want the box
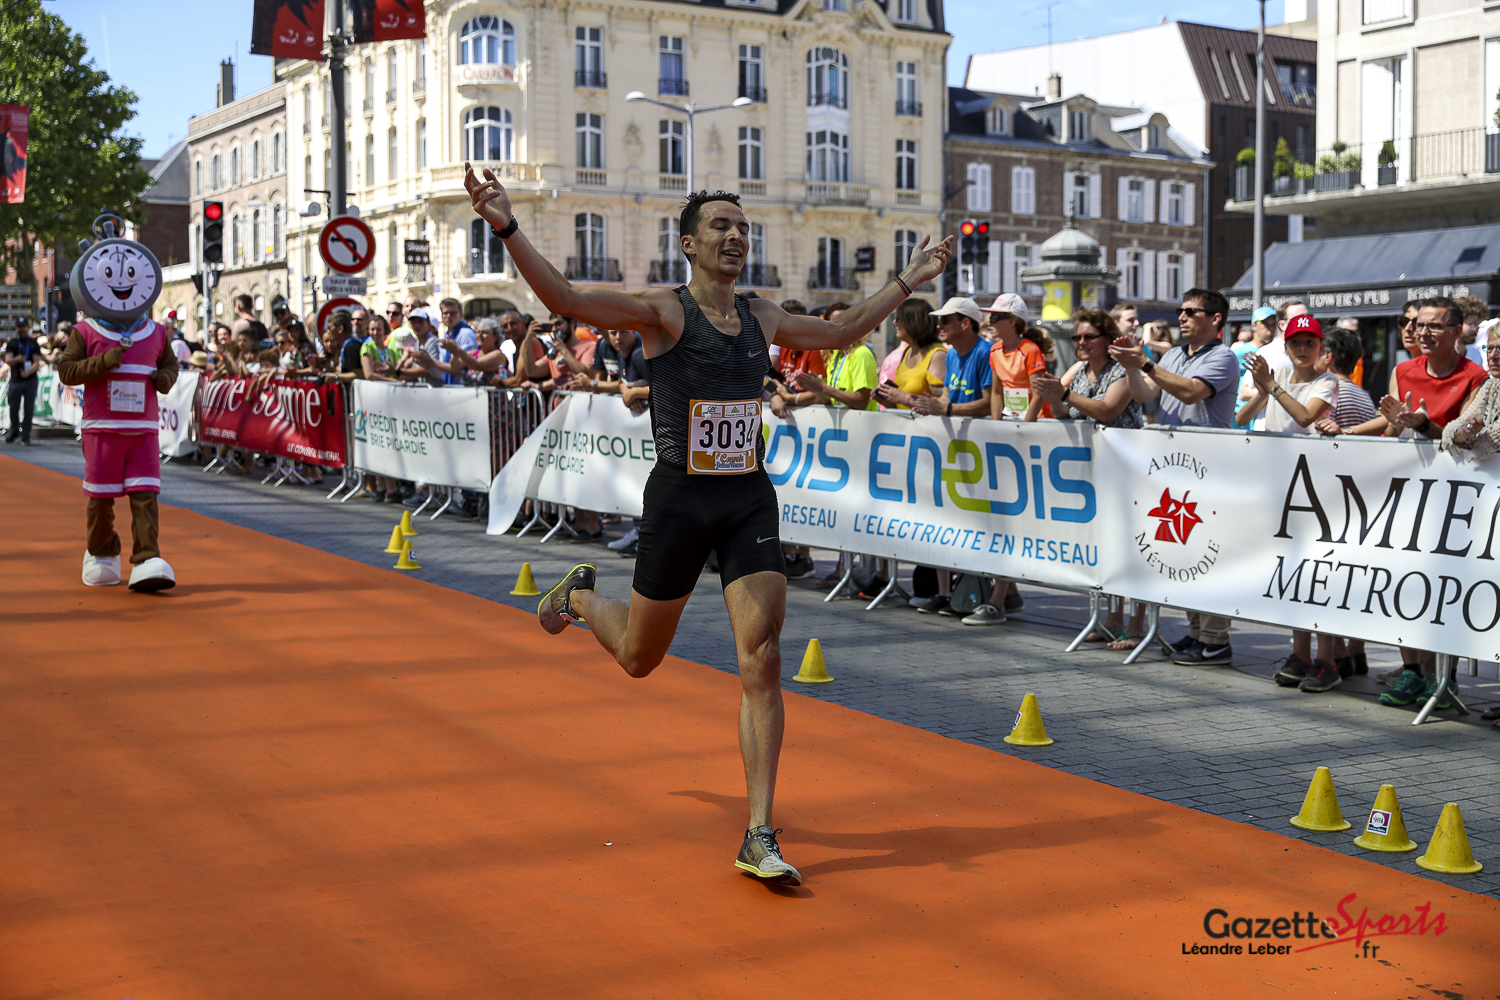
[1223,222,1500,320]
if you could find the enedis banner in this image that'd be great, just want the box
[490,397,1500,662]
[351,382,490,489]
[197,376,346,467]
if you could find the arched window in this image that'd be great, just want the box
[252,208,263,263]
[806,47,849,108]
[464,106,514,161]
[459,16,515,66]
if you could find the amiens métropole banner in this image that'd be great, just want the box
[489,395,1500,662]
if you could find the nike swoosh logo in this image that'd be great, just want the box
[757,536,777,544]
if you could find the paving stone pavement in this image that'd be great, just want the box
[12,438,1500,897]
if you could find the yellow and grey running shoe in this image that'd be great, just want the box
[735,826,802,886]
[537,563,597,634]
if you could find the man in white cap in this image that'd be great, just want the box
[913,296,992,418]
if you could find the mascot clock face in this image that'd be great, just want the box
[71,238,162,326]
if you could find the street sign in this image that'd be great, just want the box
[855,246,876,272]
[404,238,430,265]
[318,215,376,274]
[315,296,361,336]
[322,274,369,295]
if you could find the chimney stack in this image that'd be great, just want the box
[1046,72,1062,101]
[217,60,235,107]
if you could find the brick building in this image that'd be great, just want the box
[946,79,1211,319]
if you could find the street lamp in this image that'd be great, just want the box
[625,91,753,195]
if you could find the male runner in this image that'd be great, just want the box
[466,163,952,886]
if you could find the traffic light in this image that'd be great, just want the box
[959,219,977,265]
[974,221,991,266]
[201,201,224,265]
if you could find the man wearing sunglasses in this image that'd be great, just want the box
[1110,287,1240,666]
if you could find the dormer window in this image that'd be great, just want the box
[1068,109,1088,142]
[987,106,1005,135]
[1146,124,1163,150]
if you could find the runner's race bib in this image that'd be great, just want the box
[108,379,146,413]
[1002,386,1030,417]
[687,399,760,474]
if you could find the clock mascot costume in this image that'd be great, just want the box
[55,213,179,591]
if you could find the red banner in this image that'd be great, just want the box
[1,104,28,205]
[250,0,326,62]
[351,0,424,41]
[196,376,346,467]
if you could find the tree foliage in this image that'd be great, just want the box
[0,2,151,274]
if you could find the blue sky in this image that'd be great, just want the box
[51,0,1285,158]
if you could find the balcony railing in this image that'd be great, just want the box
[386,263,400,279]
[386,88,398,104]
[405,265,430,283]
[896,191,922,206]
[575,168,607,187]
[739,85,768,103]
[566,257,622,282]
[740,263,781,288]
[895,99,923,117]
[660,174,687,191]
[807,93,848,110]
[362,96,374,113]
[648,259,689,285]
[1266,129,1500,200]
[320,114,329,128]
[412,78,426,95]
[1279,82,1315,107]
[887,268,933,293]
[302,122,311,135]
[808,267,860,291]
[460,252,508,279]
[576,70,607,89]
[659,77,689,96]
[740,181,766,197]
[804,182,870,205]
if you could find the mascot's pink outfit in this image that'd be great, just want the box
[55,316,177,564]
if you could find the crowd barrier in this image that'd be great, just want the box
[489,394,1500,706]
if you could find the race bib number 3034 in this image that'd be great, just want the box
[687,399,760,474]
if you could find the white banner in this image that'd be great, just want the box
[51,376,82,427]
[158,371,198,457]
[1098,427,1500,664]
[488,398,1500,661]
[351,382,492,489]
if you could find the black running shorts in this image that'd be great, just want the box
[632,463,786,601]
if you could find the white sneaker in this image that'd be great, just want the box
[607,525,640,551]
[82,551,121,587]
[128,557,177,592]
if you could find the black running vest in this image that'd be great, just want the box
[647,286,770,469]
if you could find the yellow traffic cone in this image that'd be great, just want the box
[399,510,418,537]
[1289,767,1352,831]
[1352,784,1418,852]
[1004,693,1054,746]
[383,525,406,554]
[393,538,421,571]
[792,639,833,683]
[1415,803,1484,874]
[511,562,541,597]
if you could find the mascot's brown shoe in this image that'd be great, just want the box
[538,563,596,634]
[128,557,176,592]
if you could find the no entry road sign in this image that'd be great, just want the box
[319,216,376,274]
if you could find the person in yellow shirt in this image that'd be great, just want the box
[874,298,946,409]
[786,304,879,410]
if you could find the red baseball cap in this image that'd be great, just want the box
[1283,314,1324,339]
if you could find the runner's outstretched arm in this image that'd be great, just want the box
[466,163,673,335]
[764,235,954,352]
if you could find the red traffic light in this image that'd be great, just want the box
[959,220,976,237]
[975,222,989,235]
[203,201,223,221]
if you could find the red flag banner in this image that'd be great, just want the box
[1,104,28,205]
[196,376,347,467]
[250,0,326,62]
[350,0,425,42]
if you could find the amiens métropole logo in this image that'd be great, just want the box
[1135,451,1220,582]
[1182,894,1449,960]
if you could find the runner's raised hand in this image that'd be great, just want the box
[464,161,513,231]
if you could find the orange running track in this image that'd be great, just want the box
[1,455,1496,1000]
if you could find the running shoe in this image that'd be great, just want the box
[1416,674,1454,711]
[784,554,817,580]
[537,563,597,635]
[1167,634,1199,654]
[1379,669,1426,706]
[1003,592,1026,613]
[1273,654,1311,687]
[735,826,801,886]
[1298,659,1343,693]
[607,526,640,552]
[1174,642,1231,665]
[1335,656,1354,679]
